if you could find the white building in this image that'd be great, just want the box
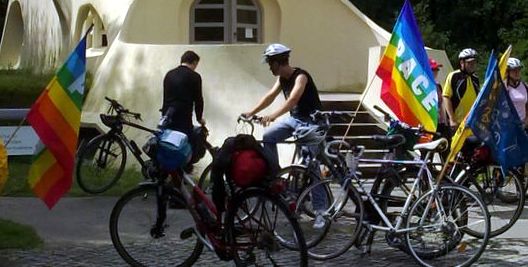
[0,0,452,167]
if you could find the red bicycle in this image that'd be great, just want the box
[109,136,308,266]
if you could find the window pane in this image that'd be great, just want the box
[237,0,254,6]
[236,27,257,43]
[195,8,224,23]
[195,27,224,42]
[199,0,224,4]
[237,9,257,24]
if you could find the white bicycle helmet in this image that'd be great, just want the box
[507,57,523,70]
[262,43,291,63]
[293,125,325,145]
[458,48,478,60]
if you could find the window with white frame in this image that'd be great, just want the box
[191,0,261,44]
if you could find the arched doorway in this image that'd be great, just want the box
[74,5,107,56]
[0,1,24,69]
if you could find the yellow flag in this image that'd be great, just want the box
[0,137,8,193]
[499,45,512,79]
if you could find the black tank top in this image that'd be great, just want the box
[279,68,321,119]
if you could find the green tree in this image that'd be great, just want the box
[350,0,528,79]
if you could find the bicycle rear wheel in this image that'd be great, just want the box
[110,185,203,266]
[226,188,308,266]
[405,184,490,267]
[458,167,525,238]
[76,134,126,194]
[295,179,363,260]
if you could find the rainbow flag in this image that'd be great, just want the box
[27,35,87,208]
[376,0,438,132]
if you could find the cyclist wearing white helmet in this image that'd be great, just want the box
[442,48,480,133]
[243,43,327,229]
[506,57,528,127]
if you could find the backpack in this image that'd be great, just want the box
[230,149,268,188]
[190,126,208,164]
[210,134,278,213]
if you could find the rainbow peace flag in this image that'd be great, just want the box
[27,35,87,208]
[376,0,438,132]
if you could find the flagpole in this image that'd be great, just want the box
[4,117,26,147]
[340,73,377,144]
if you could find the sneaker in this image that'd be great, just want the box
[313,211,326,229]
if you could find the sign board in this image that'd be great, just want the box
[0,126,39,155]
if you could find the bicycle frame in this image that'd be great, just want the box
[359,150,440,233]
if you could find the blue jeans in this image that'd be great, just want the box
[262,116,327,211]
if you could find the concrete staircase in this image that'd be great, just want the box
[320,93,387,179]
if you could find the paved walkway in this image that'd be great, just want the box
[1,197,528,266]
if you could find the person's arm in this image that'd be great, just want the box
[442,72,458,126]
[262,74,308,124]
[194,74,205,125]
[244,78,282,117]
[443,96,457,126]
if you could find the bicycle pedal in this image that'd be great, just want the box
[180,227,194,239]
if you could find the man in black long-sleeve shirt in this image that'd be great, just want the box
[162,51,206,172]
[162,50,205,134]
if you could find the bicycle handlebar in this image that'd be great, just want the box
[105,96,142,121]
[237,114,263,124]
[324,140,364,159]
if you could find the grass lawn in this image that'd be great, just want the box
[0,219,43,249]
[0,70,53,108]
[2,156,144,197]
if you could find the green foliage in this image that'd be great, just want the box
[350,0,528,80]
[0,70,53,108]
[0,219,43,249]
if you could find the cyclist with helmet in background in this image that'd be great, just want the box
[443,48,480,135]
[242,43,328,229]
[506,57,528,130]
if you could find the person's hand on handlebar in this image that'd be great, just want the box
[261,115,276,126]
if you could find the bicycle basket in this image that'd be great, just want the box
[156,130,192,171]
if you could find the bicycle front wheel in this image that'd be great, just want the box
[76,134,126,194]
[110,185,203,267]
[226,188,308,266]
[405,184,490,267]
[277,165,333,218]
[295,179,363,260]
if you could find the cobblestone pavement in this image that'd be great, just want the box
[2,236,528,266]
[2,197,528,266]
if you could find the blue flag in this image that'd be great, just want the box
[466,53,528,170]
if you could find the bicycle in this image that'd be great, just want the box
[448,139,526,237]
[296,136,491,266]
[109,133,308,266]
[75,97,158,194]
[269,110,364,260]
[372,107,525,238]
